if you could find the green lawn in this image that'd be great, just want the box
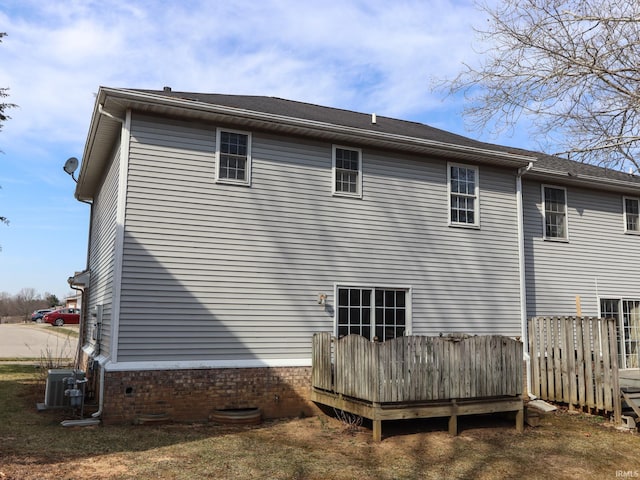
[0,364,638,480]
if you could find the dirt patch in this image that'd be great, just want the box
[1,366,639,480]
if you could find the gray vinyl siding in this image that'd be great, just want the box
[523,179,640,317]
[86,147,119,356]
[116,114,523,362]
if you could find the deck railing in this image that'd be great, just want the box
[528,316,621,421]
[312,333,523,404]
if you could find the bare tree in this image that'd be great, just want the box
[0,32,15,227]
[15,288,42,321]
[0,33,15,131]
[443,0,640,172]
[0,291,12,318]
[0,289,55,320]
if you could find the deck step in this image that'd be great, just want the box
[527,399,557,413]
[621,390,640,418]
[621,415,637,430]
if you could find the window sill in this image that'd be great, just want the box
[449,223,480,230]
[332,192,362,199]
[215,179,251,187]
[623,230,640,236]
[543,237,570,243]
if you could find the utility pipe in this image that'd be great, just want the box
[70,283,86,370]
[517,161,535,398]
[91,362,105,419]
[88,104,125,421]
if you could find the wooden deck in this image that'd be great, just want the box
[311,333,524,441]
[620,370,640,427]
[620,369,640,389]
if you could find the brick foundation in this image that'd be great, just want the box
[95,365,320,425]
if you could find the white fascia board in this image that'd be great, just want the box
[75,90,126,201]
[75,89,110,199]
[101,87,537,167]
[530,167,640,193]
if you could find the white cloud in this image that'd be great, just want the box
[0,0,508,296]
[3,0,492,136]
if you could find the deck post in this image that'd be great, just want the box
[372,419,382,442]
[515,402,524,433]
[608,319,622,425]
[448,400,458,435]
[448,415,458,435]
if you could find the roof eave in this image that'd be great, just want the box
[527,167,640,194]
[68,269,91,288]
[75,88,122,201]
[75,87,537,198]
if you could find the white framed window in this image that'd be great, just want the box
[623,197,640,234]
[332,146,362,198]
[542,185,568,240]
[448,163,479,227]
[600,298,640,369]
[216,128,252,186]
[335,285,411,342]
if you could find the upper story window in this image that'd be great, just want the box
[448,163,479,227]
[542,185,568,240]
[332,146,362,198]
[624,197,640,234]
[216,128,251,186]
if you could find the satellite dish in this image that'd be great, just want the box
[63,157,79,183]
[63,157,79,174]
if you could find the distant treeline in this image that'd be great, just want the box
[0,288,62,320]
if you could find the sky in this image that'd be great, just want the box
[0,0,535,300]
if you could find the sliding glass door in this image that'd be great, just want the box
[601,299,640,369]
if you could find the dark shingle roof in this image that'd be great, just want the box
[133,90,527,157]
[532,154,640,183]
[133,89,640,189]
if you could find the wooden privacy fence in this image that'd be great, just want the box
[312,332,523,403]
[528,316,621,421]
[311,332,524,440]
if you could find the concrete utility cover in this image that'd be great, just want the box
[0,323,77,359]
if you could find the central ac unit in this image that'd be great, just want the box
[44,369,85,408]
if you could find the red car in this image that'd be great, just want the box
[43,308,81,326]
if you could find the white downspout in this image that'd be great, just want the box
[90,104,125,420]
[98,103,123,123]
[91,363,106,419]
[70,283,86,370]
[517,161,534,398]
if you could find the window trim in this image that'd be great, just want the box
[599,297,640,370]
[333,284,413,341]
[215,127,252,186]
[332,145,363,198]
[541,184,569,241]
[623,196,640,234]
[447,162,480,228]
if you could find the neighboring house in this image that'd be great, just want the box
[64,293,82,310]
[521,155,640,369]
[69,87,639,423]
